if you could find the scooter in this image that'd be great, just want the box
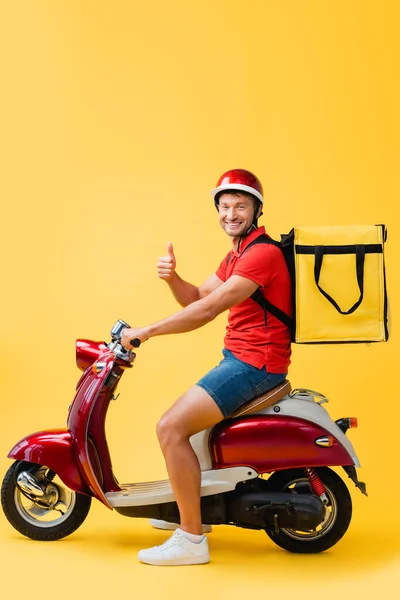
[1,319,367,553]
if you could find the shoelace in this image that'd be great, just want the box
[156,531,186,550]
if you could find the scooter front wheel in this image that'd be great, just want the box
[1,461,91,541]
[264,467,352,553]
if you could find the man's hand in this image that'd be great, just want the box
[121,327,149,350]
[157,242,176,281]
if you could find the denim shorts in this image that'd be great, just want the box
[196,348,287,418]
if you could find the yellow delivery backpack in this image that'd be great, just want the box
[292,224,389,343]
[244,224,389,343]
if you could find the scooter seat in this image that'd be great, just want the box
[229,379,291,418]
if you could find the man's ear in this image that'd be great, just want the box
[257,204,263,218]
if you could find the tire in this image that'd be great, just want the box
[1,461,91,541]
[264,467,352,553]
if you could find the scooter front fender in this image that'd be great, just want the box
[8,429,91,497]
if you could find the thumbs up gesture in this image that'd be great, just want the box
[157,242,177,281]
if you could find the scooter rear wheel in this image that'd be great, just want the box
[264,467,352,553]
[1,461,91,541]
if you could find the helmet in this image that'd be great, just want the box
[210,169,263,205]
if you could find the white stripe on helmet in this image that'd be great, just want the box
[210,183,263,204]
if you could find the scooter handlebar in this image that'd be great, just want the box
[130,338,141,348]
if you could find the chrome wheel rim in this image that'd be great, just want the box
[279,477,338,541]
[14,467,76,529]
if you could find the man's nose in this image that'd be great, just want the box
[227,208,238,220]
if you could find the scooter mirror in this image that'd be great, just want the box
[111,319,131,341]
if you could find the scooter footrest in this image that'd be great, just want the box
[105,467,258,507]
[106,480,174,507]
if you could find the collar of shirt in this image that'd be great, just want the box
[231,226,267,258]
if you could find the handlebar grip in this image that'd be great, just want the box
[130,338,141,348]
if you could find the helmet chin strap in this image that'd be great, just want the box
[244,202,262,236]
[246,222,257,235]
[237,208,260,251]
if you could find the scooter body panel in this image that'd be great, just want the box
[67,350,118,507]
[190,428,213,471]
[210,415,353,471]
[260,393,360,466]
[191,393,359,473]
[8,429,91,495]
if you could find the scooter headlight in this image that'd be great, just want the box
[76,339,108,372]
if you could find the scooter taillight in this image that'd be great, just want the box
[76,339,109,371]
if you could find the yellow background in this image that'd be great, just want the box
[1,0,399,597]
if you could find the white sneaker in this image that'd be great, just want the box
[150,518,212,533]
[138,528,210,566]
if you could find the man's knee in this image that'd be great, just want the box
[156,413,186,450]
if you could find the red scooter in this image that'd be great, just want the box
[1,320,366,553]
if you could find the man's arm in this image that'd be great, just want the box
[121,275,258,347]
[167,273,223,306]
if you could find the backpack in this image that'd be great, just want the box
[241,225,389,344]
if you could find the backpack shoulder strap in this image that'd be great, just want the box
[239,235,293,331]
[240,234,279,254]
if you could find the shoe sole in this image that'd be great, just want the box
[138,555,210,566]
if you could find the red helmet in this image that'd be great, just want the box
[210,169,263,205]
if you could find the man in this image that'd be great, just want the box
[121,169,292,565]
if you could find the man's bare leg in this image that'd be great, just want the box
[156,385,224,535]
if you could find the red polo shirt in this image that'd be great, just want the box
[216,226,292,373]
